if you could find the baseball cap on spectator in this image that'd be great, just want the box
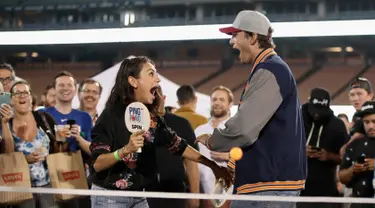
[307,88,331,120]
[355,101,375,118]
[219,10,271,35]
[350,77,372,93]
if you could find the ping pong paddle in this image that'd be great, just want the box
[124,102,151,153]
[211,178,234,207]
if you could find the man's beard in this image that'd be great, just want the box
[367,128,375,137]
[210,109,228,118]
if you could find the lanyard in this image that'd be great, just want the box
[238,48,277,107]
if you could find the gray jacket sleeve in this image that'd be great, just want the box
[208,68,283,152]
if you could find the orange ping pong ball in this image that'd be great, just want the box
[230,147,243,161]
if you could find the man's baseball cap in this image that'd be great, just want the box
[307,88,331,119]
[350,77,373,93]
[219,10,271,36]
[308,88,331,108]
[354,101,375,118]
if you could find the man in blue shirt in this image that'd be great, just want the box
[39,71,92,208]
[39,71,92,155]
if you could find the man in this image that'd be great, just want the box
[0,64,14,155]
[44,84,56,108]
[78,78,102,125]
[339,78,374,208]
[39,71,92,156]
[38,71,92,207]
[147,86,199,208]
[175,85,208,130]
[340,78,374,157]
[0,82,13,154]
[197,10,306,208]
[297,88,348,208]
[348,78,373,139]
[339,101,375,208]
[195,86,234,208]
[174,84,205,208]
[0,63,15,92]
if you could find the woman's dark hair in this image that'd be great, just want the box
[10,80,32,95]
[338,113,349,122]
[106,56,162,116]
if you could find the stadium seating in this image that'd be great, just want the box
[15,62,102,95]
[298,57,363,105]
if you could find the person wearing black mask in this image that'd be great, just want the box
[297,88,349,208]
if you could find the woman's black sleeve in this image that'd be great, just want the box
[90,109,114,164]
[156,116,188,156]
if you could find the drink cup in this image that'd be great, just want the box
[34,140,48,160]
[55,124,70,142]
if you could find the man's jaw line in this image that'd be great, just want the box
[212,113,231,122]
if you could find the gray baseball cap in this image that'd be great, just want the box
[219,10,271,36]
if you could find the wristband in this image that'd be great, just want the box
[114,150,121,161]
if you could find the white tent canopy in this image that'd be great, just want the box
[71,62,214,118]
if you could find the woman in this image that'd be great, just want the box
[89,56,233,208]
[337,113,352,134]
[1,81,63,208]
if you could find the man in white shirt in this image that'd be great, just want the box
[195,85,234,207]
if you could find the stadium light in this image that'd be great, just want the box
[0,19,374,45]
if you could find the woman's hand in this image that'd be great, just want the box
[155,87,166,116]
[123,130,145,153]
[211,164,234,189]
[0,104,13,123]
[25,152,43,164]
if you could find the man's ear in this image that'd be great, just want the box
[250,33,257,46]
[128,76,138,89]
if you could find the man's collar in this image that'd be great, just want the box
[175,106,195,113]
[252,48,267,66]
[209,116,230,127]
[79,106,98,117]
[55,103,73,115]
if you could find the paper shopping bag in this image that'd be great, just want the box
[0,152,33,205]
[47,150,88,201]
